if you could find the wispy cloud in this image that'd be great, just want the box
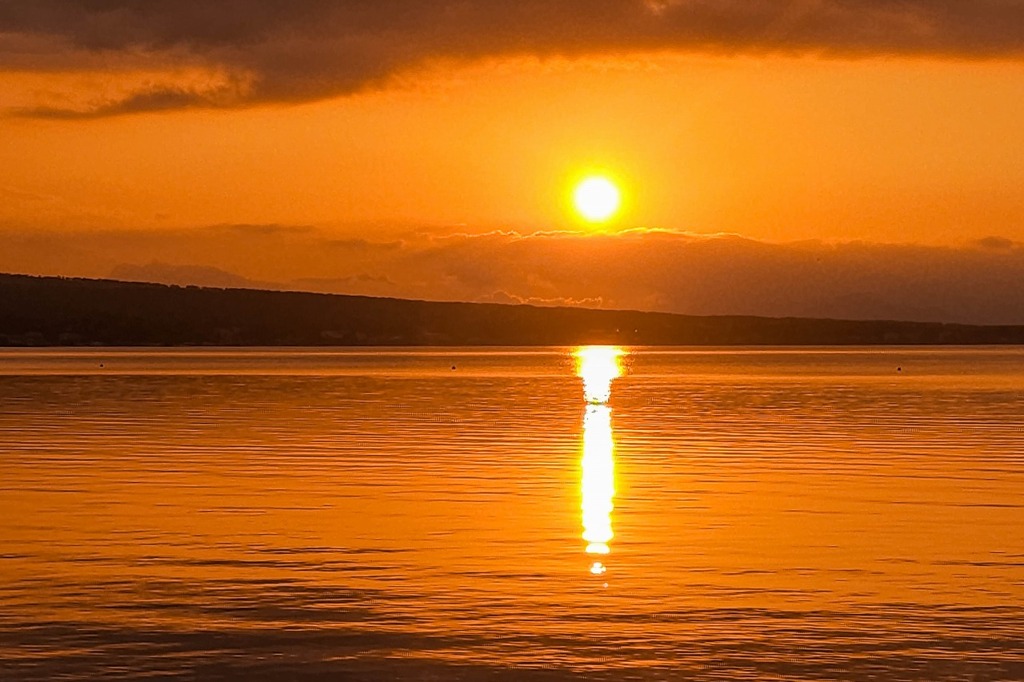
[972,236,1020,252]
[18,86,223,119]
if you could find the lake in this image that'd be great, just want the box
[1,347,1022,680]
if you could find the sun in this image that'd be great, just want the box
[573,176,621,223]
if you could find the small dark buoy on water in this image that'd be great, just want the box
[451,365,457,371]
[897,367,902,373]
[99,363,104,368]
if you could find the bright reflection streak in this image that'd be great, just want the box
[582,404,615,563]
[574,346,624,404]
[575,346,625,576]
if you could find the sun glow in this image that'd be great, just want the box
[573,176,621,223]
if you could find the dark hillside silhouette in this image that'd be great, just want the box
[2,273,1023,346]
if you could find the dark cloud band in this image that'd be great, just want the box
[3,1,1024,116]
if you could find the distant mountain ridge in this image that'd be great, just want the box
[2,273,1024,347]
[109,262,275,291]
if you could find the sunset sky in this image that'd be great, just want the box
[3,1,1024,323]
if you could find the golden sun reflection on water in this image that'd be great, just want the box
[582,404,614,576]
[575,346,624,404]
[575,346,625,576]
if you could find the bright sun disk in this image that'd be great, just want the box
[574,177,621,223]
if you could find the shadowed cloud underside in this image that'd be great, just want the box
[3,1,1024,116]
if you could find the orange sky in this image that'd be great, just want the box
[2,2,1024,322]
[4,55,1024,243]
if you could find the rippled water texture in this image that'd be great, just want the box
[1,347,1022,680]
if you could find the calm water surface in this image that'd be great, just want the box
[1,347,1022,680]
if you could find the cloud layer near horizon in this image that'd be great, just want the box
[4,226,1024,325]
[3,1,1024,116]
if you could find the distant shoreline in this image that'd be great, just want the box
[4,273,1024,347]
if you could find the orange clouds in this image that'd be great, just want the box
[4,225,1024,325]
